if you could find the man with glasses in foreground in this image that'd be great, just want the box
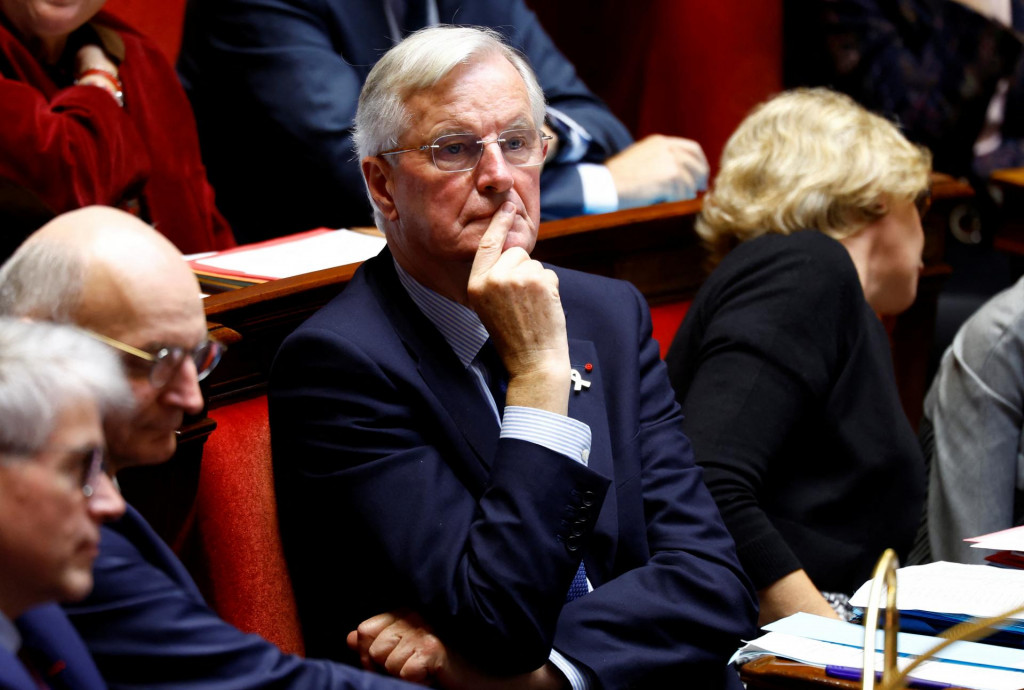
[0,318,127,689]
[0,206,419,689]
[271,26,757,689]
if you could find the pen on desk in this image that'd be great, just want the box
[825,665,954,690]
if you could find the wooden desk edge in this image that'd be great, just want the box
[740,655,973,690]
[203,199,705,317]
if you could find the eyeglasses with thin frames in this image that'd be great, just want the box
[84,330,224,388]
[378,128,552,173]
[0,444,107,499]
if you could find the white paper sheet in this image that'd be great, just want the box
[740,629,1024,690]
[195,229,386,279]
[849,562,1024,621]
[968,526,1024,552]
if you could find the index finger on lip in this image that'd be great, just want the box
[469,202,516,279]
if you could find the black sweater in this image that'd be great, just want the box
[666,231,925,594]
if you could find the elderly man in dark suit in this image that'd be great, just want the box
[0,318,128,690]
[0,206,420,690]
[270,25,757,690]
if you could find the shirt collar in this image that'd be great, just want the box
[0,610,21,655]
[393,259,489,368]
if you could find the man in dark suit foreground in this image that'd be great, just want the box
[0,207,416,689]
[0,318,128,690]
[270,26,758,689]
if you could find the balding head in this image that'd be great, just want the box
[0,206,208,470]
[0,206,196,326]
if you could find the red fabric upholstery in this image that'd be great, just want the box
[650,301,691,360]
[634,1,783,173]
[191,395,305,655]
[527,1,783,175]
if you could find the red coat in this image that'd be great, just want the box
[0,12,234,253]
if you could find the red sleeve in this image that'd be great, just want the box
[0,75,149,213]
[113,23,236,251]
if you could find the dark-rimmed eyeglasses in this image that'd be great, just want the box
[85,331,224,388]
[914,188,932,219]
[378,128,552,172]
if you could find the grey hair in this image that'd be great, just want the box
[354,25,547,228]
[0,318,131,456]
[0,235,85,322]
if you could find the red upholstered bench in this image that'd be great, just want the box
[650,301,691,360]
[188,395,305,655]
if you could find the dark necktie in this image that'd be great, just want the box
[476,340,507,411]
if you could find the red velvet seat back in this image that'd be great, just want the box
[650,301,691,360]
[192,395,305,656]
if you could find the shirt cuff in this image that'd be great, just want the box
[577,163,619,215]
[500,406,592,466]
[545,106,593,163]
[549,648,593,690]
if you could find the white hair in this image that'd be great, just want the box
[354,25,547,227]
[0,318,131,456]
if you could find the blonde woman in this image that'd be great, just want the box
[666,88,931,625]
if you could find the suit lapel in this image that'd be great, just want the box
[110,505,203,599]
[364,254,497,492]
[16,604,105,689]
[567,339,617,585]
[0,644,39,690]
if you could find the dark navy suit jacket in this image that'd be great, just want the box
[177,0,634,242]
[61,505,413,689]
[269,250,758,689]
[0,605,106,690]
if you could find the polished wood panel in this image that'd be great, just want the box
[740,655,971,690]
[990,167,1024,256]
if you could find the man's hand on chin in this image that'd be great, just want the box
[467,202,570,416]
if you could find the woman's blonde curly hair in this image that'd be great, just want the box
[698,88,932,265]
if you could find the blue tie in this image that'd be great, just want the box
[566,562,588,602]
